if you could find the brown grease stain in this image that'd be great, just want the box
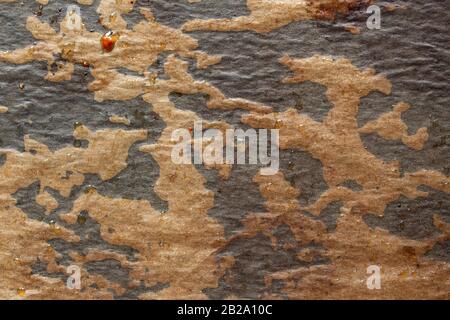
[183,0,374,33]
[359,102,429,150]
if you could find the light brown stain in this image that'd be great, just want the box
[60,90,230,299]
[243,55,449,217]
[240,54,450,298]
[183,0,374,33]
[237,172,326,247]
[77,0,94,6]
[0,125,147,298]
[109,115,130,126]
[359,102,429,150]
[0,193,114,299]
[0,8,221,89]
[97,0,135,31]
[344,23,361,35]
[35,191,58,214]
[0,125,147,198]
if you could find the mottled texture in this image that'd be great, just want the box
[0,0,449,299]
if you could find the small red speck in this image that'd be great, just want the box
[101,31,119,52]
